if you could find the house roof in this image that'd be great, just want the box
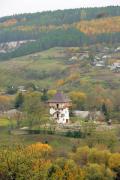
[48,91,71,103]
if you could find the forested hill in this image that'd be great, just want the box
[0,6,120,60]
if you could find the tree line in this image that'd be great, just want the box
[0,28,119,60]
[0,142,120,179]
[0,6,119,60]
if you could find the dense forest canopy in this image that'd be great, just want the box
[0,6,120,25]
[0,6,120,59]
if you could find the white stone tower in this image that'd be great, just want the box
[48,91,71,124]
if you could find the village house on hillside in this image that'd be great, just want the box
[48,91,71,124]
[18,86,27,93]
[110,62,120,72]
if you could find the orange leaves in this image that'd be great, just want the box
[69,91,87,109]
[25,143,52,156]
[0,95,11,103]
[15,24,71,32]
[84,163,114,180]
[76,16,120,35]
[53,158,85,180]
[32,159,52,172]
[70,145,118,179]
[0,143,120,179]
[16,25,35,31]
[56,73,79,88]
[88,148,111,166]
[56,79,65,87]
[66,73,79,82]
[0,143,53,179]
[2,18,17,27]
[109,153,120,171]
[69,91,87,101]
[0,95,12,111]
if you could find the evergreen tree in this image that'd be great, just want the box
[41,89,48,102]
[15,93,24,109]
[102,103,109,122]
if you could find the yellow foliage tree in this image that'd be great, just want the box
[70,146,90,166]
[56,79,65,87]
[76,16,120,35]
[51,158,85,180]
[0,95,12,111]
[88,148,111,166]
[48,89,57,97]
[70,91,87,101]
[84,163,115,180]
[66,73,79,82]
[109,153,120,173]
[69,91,87,109]
[25,143,52,156]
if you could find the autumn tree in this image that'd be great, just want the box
[48,89,57,98]
[86,130,118,150]
[0,143,53,180]
[109,153,120,179]
[23,92,49,128]
[48,158,84,180]
[84,163,114,180]
[69,91,87,110]
[0,95,12,112]
[56,79,65,87]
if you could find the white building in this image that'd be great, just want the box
[48,91,71,124]
[111,62,120,72]
[18,86,27,92]
[73,110,104,121]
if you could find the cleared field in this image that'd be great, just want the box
[0,47,67,88]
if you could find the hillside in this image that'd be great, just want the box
[76,16,120,35]
[0,6,120,60]
[0,45,120,119]
[0,6,119,120]
[0,5,120,180]
[0,45,119,89]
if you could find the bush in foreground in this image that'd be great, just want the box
[0,143,120,180]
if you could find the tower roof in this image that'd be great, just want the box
[48,91,71,103]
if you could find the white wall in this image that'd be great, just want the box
[50,106,69,124]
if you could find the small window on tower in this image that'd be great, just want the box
[57,104,59,108]
[57,112,59,118]
[66,119,69,123]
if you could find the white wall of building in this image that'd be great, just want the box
[50,104,70,124]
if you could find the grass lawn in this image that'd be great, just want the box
[0,118,10,127]
[0,47,67,88]
[0,129,82,154]
[0,117,119,154]
[0,118,81,153]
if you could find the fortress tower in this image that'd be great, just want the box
[48,91,71,124]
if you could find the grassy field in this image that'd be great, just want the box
[0,46,120,91]
[0,118,10,127]
[0,47,68,88]
[0,117,87,154]
[0,117,119,151]
[0,122,82,155]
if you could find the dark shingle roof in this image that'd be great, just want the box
[48,92,71,103]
